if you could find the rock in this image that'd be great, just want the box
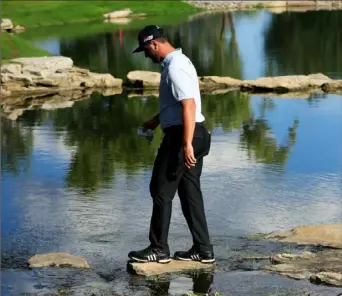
[270,251,315,264]
[321,80,342,93]
[1,19,13,30]
[1,63,22,74]
[310,272,342,287]
[198,76,242,90]
[127,259,215,276]
[0,87,11,97]
[104,18,132,24]
[13,25,25,32]
[286,0,317,6]
[125,71,161,88]
[265,223,342,248]
[263,249,342,286]
[1,56,123,97]
[262,1,288,7]
[241,74,328,92]
[103,8,132,19]
[186,0,342,10]
[11,56,73,74]
[27,252,90,269]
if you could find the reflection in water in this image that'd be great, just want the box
[264,10,342,78]
[128,271,214,296]
[59,11,247,79]
[7,90,298,193]
[2,9,342,296]
[56,10,342,82]
[1,118,33,175]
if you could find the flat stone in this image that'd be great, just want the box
[127,259,215,276]
[265,223,342,248]
[125,71,339,93]
[28,252,90,269]
[270,251,315,264]
[198,76,242,90]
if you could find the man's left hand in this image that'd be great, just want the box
[184,143,197,168]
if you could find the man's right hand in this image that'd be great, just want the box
[143,117,159,131]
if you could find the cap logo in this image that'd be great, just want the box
[143,35,153,43]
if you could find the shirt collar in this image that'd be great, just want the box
[161,48,182,68]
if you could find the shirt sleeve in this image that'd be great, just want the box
[168,66,195,101]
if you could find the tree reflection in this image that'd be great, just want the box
[50,92,162,194]
[2,89,299,191]
[1,118,33,175]
[240,99,299,166]
[59,11,244,79]
[264,10,342,77]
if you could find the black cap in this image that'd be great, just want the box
[132,25,165,53]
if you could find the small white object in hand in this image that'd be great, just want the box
[137,127,154,138]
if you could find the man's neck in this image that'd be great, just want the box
[160,46,176,62]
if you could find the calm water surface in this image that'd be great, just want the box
[1,9,342,296]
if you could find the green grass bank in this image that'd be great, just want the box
[1,1,200,27]
[1,34,52,61]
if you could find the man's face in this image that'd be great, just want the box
[143,40,161,63]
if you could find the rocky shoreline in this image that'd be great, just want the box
[2,57,342,99]
[1,56,342,121]
[185,0,342,11]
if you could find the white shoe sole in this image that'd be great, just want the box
[130,256,171,264]
[175,257,215,264]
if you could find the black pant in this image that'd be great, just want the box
[149,122,213,253]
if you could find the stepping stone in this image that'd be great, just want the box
[127,259,215,276]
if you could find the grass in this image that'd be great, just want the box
[16,13,192,41]
[1,1,200,27]
[1,33,52,60]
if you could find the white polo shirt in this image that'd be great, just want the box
[158,48,205,130]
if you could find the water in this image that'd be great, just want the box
[2,8,342,296]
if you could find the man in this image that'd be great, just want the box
[128,25,215,264]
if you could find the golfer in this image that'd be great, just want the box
[128,25,215,264]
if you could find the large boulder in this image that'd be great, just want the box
[10,56,74,74]
[1,56,122,97]
[127,259,215,276]
[265,223,342,249]
[28,252,90,269]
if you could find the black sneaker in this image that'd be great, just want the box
[173,247,215,264]
[128,246,171,264]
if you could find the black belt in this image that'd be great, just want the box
[163,122,204,134]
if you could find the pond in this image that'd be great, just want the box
[1,8,342,296]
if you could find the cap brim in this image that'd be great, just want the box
[132,46,144,53]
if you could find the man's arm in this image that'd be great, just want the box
[181,99,197,168]
[143,113,160,130]
[169,66,197,168]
